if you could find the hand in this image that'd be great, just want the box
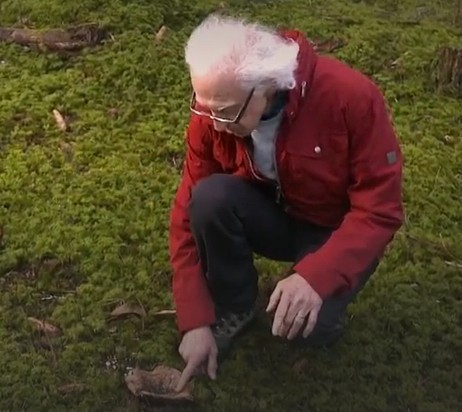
[175,326,218,392]
[266,273,322,340]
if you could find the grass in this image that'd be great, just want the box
[0,0,461,411]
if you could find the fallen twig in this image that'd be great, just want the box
[43,330,58,368]
[57,383,89,395]
[402,232,460,261]
[312,37,348,54]
[322,16,363,25]
[153,309,176,316]
[445,260,462,269]
[0,23,108,52]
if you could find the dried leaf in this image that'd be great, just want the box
[53,109,68,131]
[28,317,61,337]
[107,107,119,118]
[40,258,61,272]
[57,383,88,394]
[109,302,146,320]
[125,365,194,402]
[59,142,73,161]
[24,264,38,279]
[155,25,167,42]
[292,358,309,374]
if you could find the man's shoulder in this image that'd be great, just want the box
[313,55,383,106]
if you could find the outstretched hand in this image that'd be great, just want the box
[175,326,218,392]
[266,273,322,340]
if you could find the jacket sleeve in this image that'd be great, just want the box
[169,115,222,332]
[293,82,404,299]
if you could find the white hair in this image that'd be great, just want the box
[184,13,300,92]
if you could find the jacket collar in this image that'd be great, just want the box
[277,29,318,123]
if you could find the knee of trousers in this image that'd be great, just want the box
[188,174,245,226]
[303,318,346,347]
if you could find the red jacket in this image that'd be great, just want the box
[169,30,404,333]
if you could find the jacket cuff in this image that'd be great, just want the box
[292,261,341,301]
[175,301,216,333]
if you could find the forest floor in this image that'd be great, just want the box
[0,0,461,411]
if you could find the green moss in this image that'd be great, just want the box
[0,0,461,411]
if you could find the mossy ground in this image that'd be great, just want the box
[0,0,461,411]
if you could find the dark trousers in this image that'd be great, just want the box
[188,174,378,346]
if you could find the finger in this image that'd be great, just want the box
[282,298,308,337]
[272,291,290,336]
[287,312,307,340]
[278,301,296,338]
[266,283,282,312]
[286,300,311,340]
[285,295,303,321]
[303,307,320,338]
[176,358,198,392]
[207,349,218,380]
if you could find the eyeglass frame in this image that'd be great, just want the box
[189,87,255,124]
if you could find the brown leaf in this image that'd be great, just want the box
[40,258,61,273]
[59,142,73,161]
[24,264,38,279]
[28,317,62,337]
[107,107,119,118]
[53,109,68,131]
[155,25,167,42]
[0,225,3,245]
[125,365,194,402]
[109,301,146,320]
[292,358,309,374]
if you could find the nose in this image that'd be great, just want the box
[213,120,228,132]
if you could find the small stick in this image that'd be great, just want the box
[44,330,58,368]
[445,261,462,269]
[153,310,176,316]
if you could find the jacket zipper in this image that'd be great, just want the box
[273,148,282,204]
[243,136,283,204]
[273,119,287,205]
[243,145,267,182]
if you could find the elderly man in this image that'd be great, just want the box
[169,13,403,390]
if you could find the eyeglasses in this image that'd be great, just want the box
[189,87,255,124]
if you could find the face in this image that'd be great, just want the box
[190,71,271,137]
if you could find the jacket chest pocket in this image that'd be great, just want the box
[281,134,349,203]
